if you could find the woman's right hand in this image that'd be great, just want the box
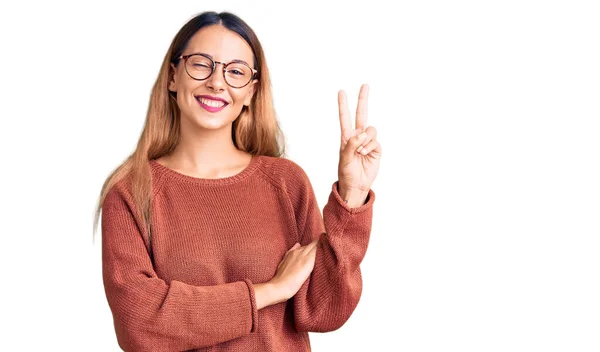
[270,240,319,302]
[253,240,319,309]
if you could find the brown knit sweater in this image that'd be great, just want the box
[101,155,375,351]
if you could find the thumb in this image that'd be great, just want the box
[342,131,367,158]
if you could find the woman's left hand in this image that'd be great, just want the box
[337,84,382,207]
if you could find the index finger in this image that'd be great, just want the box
[338,90,353,142]
[355,84,369,132]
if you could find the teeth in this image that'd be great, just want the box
[199,98,226,108]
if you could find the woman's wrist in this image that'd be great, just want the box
[253,282,285,310]
[337,183,369,208]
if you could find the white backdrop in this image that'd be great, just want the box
[0,0,598,351]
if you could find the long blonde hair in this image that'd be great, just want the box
[93,12,285,251]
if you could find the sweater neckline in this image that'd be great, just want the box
[149,155,261,186]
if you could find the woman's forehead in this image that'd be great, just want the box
[185,25,254,63]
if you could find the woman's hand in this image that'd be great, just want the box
[270,241,318,301]
[263,240,319,305]
[337,84,382,207]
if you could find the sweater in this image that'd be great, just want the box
[101,154,376,351]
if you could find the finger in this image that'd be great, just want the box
[301,239,318,252]
[307,244,317,260]
[342,131,368,160]
[338,90,353,143]
[358,139,382,157]
[344,128,362,151]
[303,241,318,257]
[356,126,377,154]
[355,84,369,133]
[287,243,300,252]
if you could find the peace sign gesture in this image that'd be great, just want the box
[337,84,382,207]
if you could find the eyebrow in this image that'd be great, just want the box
[190,52,251,67]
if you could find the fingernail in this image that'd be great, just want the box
[361,149,368,155]
[356,146,363,153]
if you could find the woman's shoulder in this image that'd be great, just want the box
[257,154,304,172]
[103,176,135,209]
[255,155,312,193]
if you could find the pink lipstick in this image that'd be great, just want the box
[196,95,229,113]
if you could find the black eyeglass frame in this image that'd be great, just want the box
[177,53,258,88]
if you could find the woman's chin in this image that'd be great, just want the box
[180,109,239,131]
[193,117,235,131]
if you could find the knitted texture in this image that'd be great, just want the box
[101,155,375,351]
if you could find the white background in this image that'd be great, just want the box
[0,0,598,351]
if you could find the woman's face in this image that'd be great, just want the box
[169,25,257,132]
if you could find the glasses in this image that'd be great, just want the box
[177,53,258,88]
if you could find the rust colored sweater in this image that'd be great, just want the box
[101,155,375,351]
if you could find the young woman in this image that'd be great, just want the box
[94,11,381,352]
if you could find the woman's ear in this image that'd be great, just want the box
[243,79,258,106]
[168,63,178,93]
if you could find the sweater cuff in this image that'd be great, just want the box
[330,181,375,214]
[243,279,259,333]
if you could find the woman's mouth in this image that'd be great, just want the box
[196,95,229,113]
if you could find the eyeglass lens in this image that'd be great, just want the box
[185,55,253,88]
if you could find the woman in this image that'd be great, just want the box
[94,11,381,352]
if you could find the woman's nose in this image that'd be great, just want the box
[206,62,226,91]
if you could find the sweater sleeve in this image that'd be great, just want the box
[286,166,375,333]
[101,187,259,352]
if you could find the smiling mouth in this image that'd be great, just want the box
[195,96,229,112]
[197,97,227,108]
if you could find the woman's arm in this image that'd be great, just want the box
[102,187,267,351]
[285,167,375,333]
